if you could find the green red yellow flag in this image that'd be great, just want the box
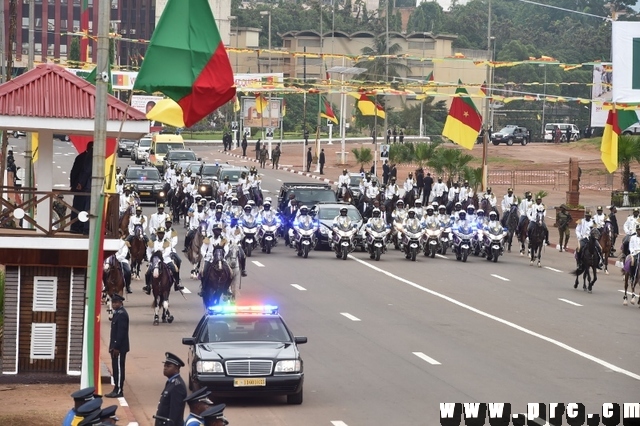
[601,109,640,173]
[320,96,338,124]
[425,71,434,83]
[356,93,385,119]
[255,94,268,114]
[133,0,236,127]
[282,99,286,117]
[442,80,483,150]
[80,0,90,63]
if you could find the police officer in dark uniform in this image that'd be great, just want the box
[63,386,98,426]
[610,205,619,256]
[200,403,229,426]
[184,387,215,426]
[99,405,119,425]
[154,352,187,426]
[75,397,104,426]
[106,294,129,398]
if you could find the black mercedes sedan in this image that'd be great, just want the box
[182,305,307,404]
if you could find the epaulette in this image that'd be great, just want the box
[163,240,171,249]
[124,241,131,248]
[204,237,210,244]
[147,241,154,248]
[171,230,177,238]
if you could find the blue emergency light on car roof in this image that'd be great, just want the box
[207,305,279,315]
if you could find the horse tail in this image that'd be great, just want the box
[571,267,584,276]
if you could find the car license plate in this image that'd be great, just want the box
[140,192,150,196]
[234,378,266,387]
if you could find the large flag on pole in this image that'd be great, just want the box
[80,0,90,64]
[352,93,385,119]
[442,80,483,150]
[133,0,236,127]
[601,108,640,173]
[320,96,338,124]
[255,93,268,114]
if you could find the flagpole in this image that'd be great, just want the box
[268,93,272,159]
[373,94,378,176]
[481,0,492,192]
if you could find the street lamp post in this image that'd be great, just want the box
[260,11,271,73]
[481,0,492,192]
[540,64,547,139]
[419,32,427,139]
[228,16,238,72]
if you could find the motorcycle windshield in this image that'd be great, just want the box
[370,222,387,233]
[336,221,353,232]
[298,220,315,231]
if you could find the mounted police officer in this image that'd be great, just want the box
[337,169,350,199]
[527,196,550,246]
[127,206,149,255]
[149,204,168,237]
[183,199,207,252]
[144,227,184,294]
[621,208,640,257]
[575,210,604,270]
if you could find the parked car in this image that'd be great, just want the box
[131,137,152,164]
[544,123,581,142]
[117,139,137,157]
[6,130,26,138]
[491,126,530,146]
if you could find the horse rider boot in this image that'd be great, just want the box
[624,226,640,272]
[527,203,550,246]
[575,211,604,270]
[183,201,207,252]
[518,192,534,231]
[226,222,248,277]
[621,208,640,257]
[336,169,350,200]
[556,205,572,252]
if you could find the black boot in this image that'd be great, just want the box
[143,273,151,295]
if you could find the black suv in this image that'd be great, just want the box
[163,149,200,171]
[197,163,225,198]
[124,165,168,203]
[277,182,338,213]
[491,126,529,146]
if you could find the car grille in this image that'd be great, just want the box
[225,360,273,376]
[139,185,153,190]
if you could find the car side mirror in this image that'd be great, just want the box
[182,337,196,346]
[198,157,202,161]
[294,336,307,344]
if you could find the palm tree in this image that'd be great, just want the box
[389,143,414,166]
[354,37,411,82]
[461,166,483,193]
[427,147,474,185]
[352,147,373,171]
[414,141,442,168]
[618,135,640,191]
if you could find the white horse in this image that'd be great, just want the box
[225,241,241,302]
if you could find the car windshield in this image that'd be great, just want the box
[498,127,515,134]
[318,207,361,221]
[201,165,220,176]
[121,139,136,145]
[139,139,151,147]
[200,316,291,343]
[293,189,337,204]
[155,143,184,154]
[126,169,160,181]
[220,170,244,182]
[168,151,197,161]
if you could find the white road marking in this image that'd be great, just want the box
[331,422,349,426]
[558,298,582,307]
[118,397,128,406]
[182,287,192,294]
[57,165,61,169]
[252,261,265,267]
[291,284,307,291]
[340,313,361,321]
[54,184,66,187]
[491,274,510,281]
[412,351,441,365]
[349,255,640,381]
[62,171,67,174]
[276,178,282,181]
[618,290,638,297]
[435,254,448,259]
[545,266,562,273]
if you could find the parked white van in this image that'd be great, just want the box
[544,123,581,142]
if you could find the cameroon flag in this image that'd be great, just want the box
[133,0,236,127]
[442,81,483,150]
[601,109,640,173]
[320,96,338,124]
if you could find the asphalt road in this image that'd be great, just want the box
[14,139,640,425]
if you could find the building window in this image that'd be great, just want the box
[297,73,319,79]
[48,18,55,31]
[298,39,321,48]
[33,276,58,312]
[21,17,29,29]
[21,43,29,56]
[296,57,322,66]
[408,41,435,51]
[283,40,291,48]
[35,18,42,29]
[30,323,56,360]
[35,43,42,54]
[48,0,55,4]
[73,20,80,32]
[60,19,68,31]
[407,59,433,68]
[60,44,67,54]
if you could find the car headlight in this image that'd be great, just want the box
[200,186,207,192]
[319,227,328,235]
[275,360,301,373]
[196,360,224,373]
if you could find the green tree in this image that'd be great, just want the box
[406,1,445,33]
[427,147,474,185]
[69,38,80,63]
[414,141,442,168]
[354,37,411,82]
[618,135,640,191]
[352,147,374,169]
[462,166,483,193]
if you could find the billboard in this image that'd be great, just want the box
[131,95,165,114]
[235,73,283,88]
[242,97,281,128]
[612,21,640,103]
[591,63,612,128]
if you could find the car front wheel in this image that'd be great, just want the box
[506,138,514,146]
[287,386,303,404]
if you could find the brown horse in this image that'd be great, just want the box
[186,221,207,278]
[599,221,612,275]
[102,255,125,320]
[149,251,174,326]
[129,224,146,279]
[119,209,131,236]
[623,252,640,306]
